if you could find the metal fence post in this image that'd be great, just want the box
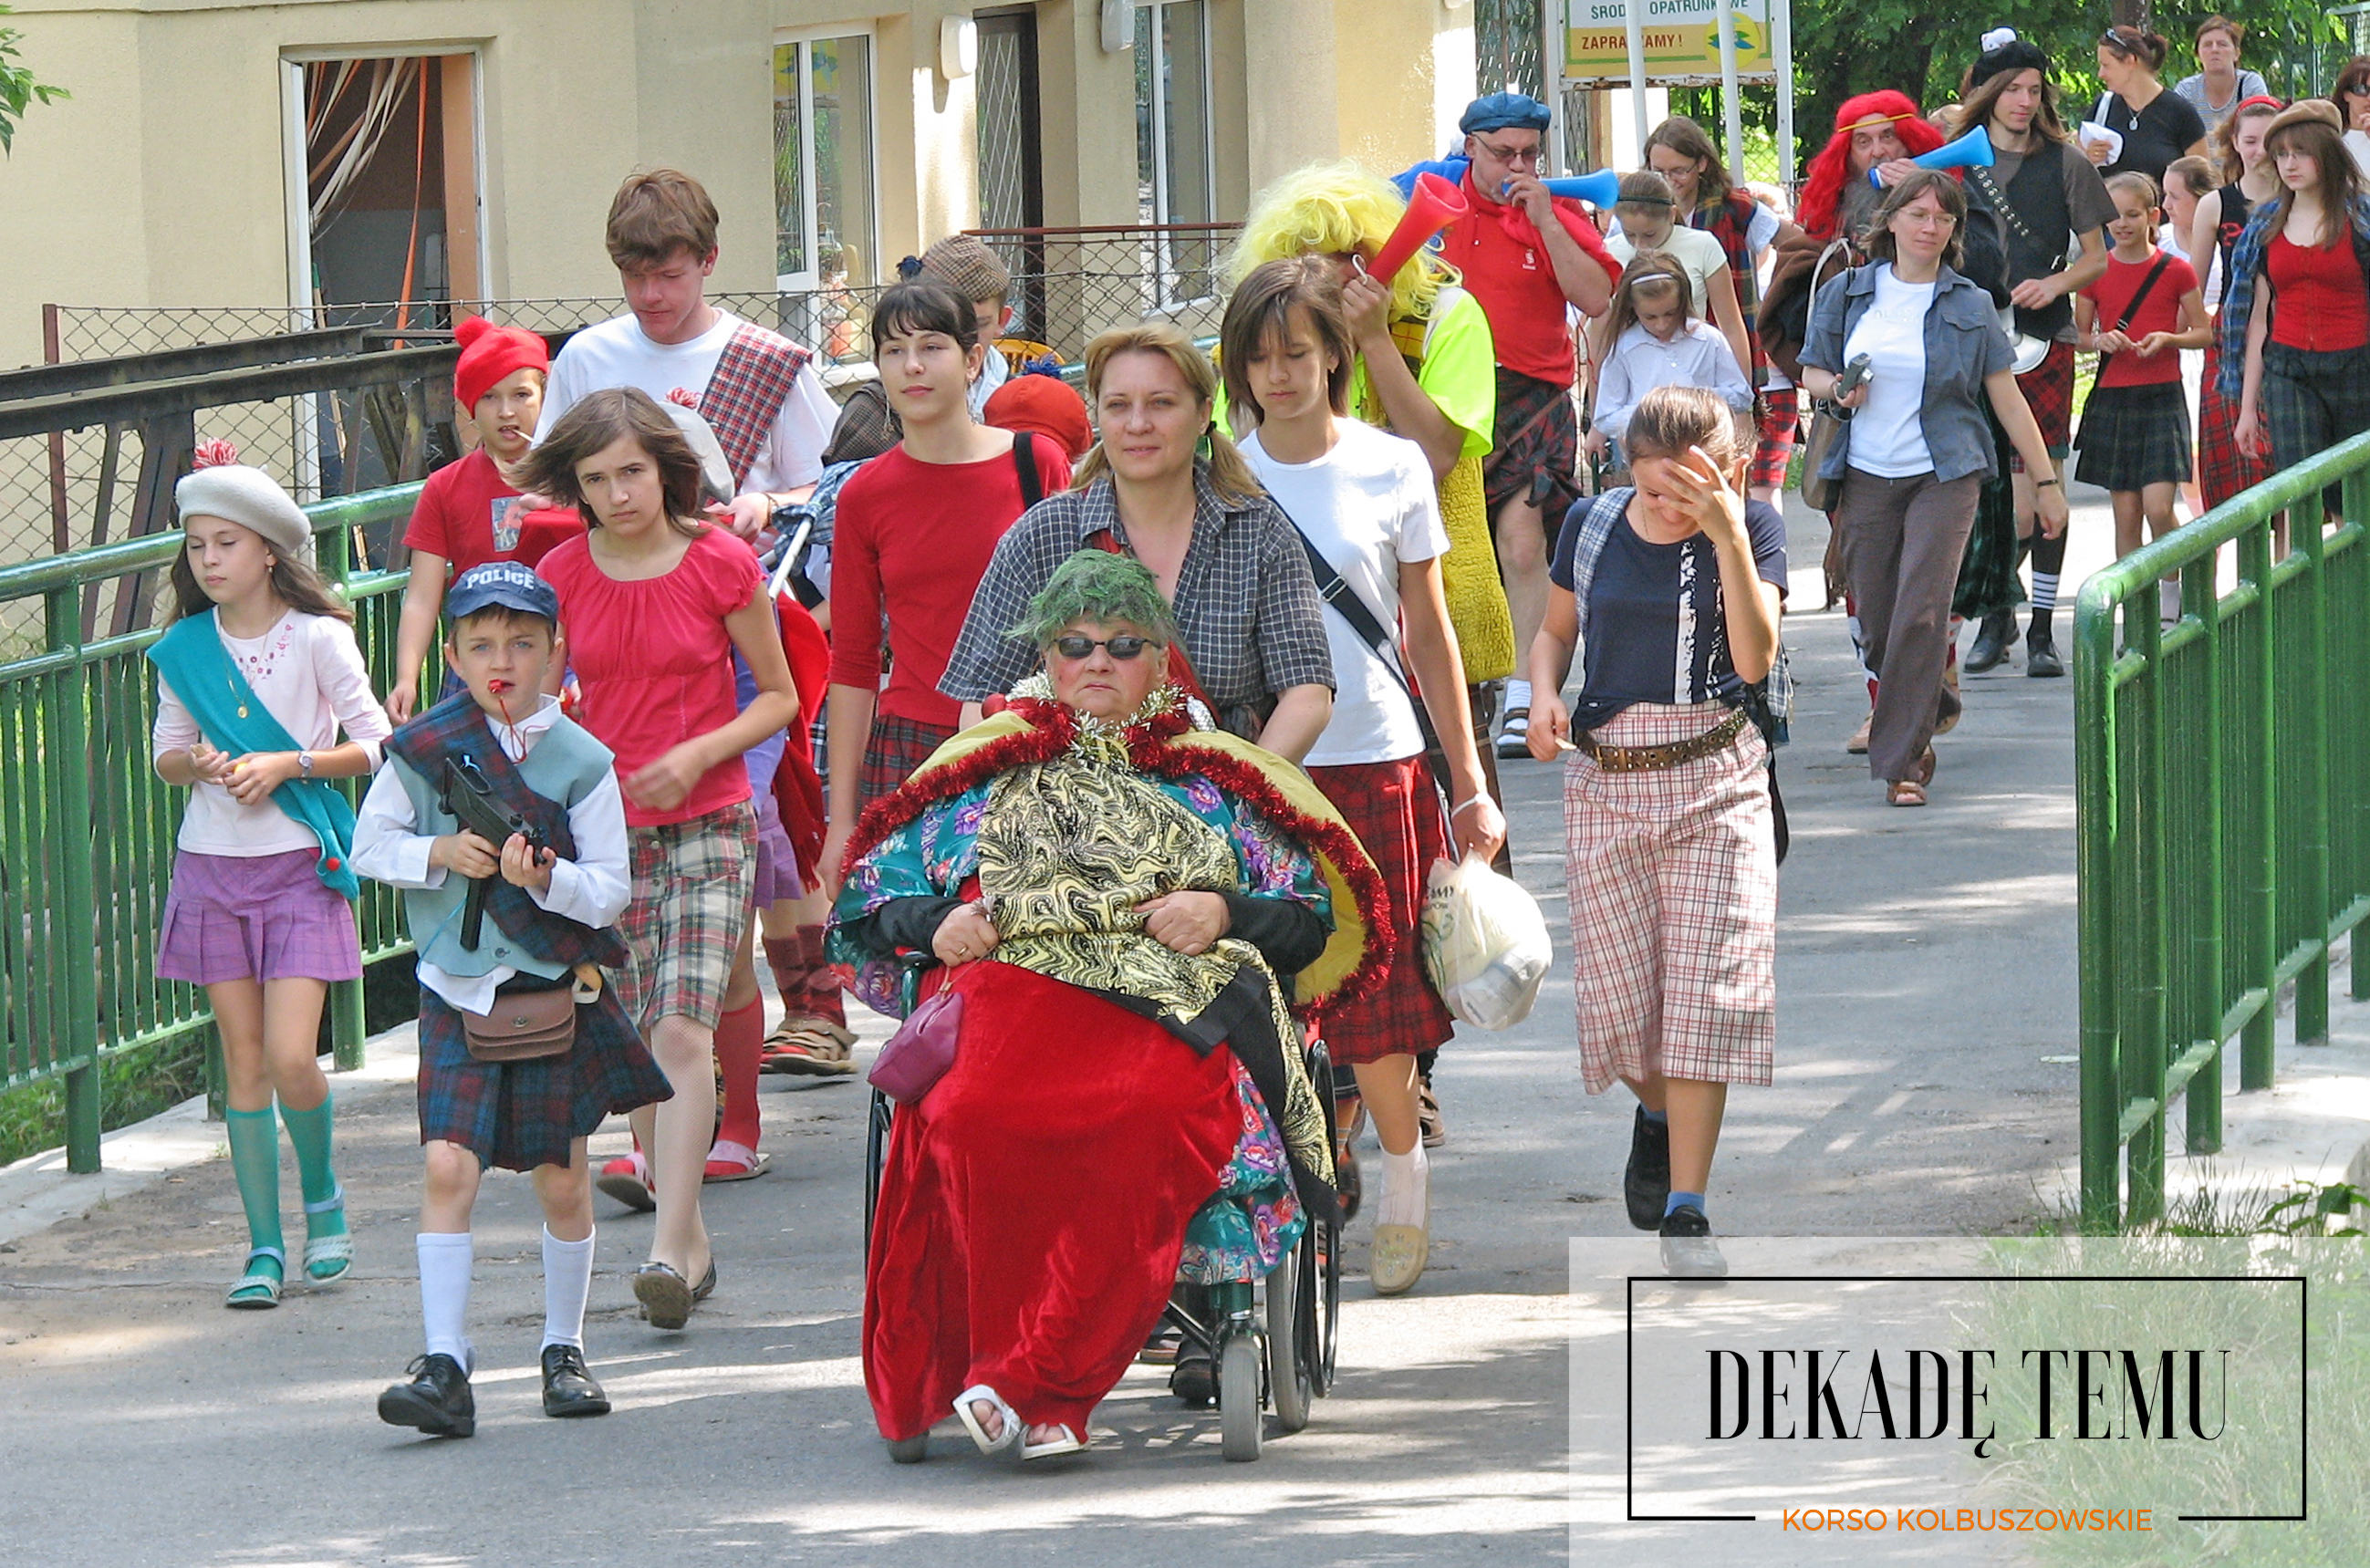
[2297,492,2333,1047]
[2126,586,2168,1225]
[45,587,102,1173]
[2073,574,2122,1231]
[317,521,368,1074]
[2185,554,2224,1156]
[2240,516,2278,1090]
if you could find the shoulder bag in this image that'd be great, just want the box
[1797,244,1860,514]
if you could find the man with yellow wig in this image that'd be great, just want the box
[1224,161,1513,1147]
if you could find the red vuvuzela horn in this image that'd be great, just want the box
[1367,172,1470,283]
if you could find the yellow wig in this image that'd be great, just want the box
[1227,161,1451,322]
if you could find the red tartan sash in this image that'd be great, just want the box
[699,323,813,490]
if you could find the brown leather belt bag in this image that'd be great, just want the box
[462,969,599,1062]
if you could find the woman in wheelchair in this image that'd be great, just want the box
[831,551,1385,1460]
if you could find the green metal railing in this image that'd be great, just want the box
[0,484,424,1173]
[2074,431,2370,1231]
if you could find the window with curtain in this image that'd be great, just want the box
[1476,0,1545,100]
[1133,0,1216,307]
[774,35,876,290]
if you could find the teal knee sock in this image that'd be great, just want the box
[224,1107,285,1280]
[279,1095,346,1239]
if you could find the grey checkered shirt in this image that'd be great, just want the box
[939,472,1335,712]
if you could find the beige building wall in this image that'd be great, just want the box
[0,0,1481,371]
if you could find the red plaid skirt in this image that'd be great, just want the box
[1306,754,1455,1066]
[2198,335,2271,510]
[1751,386,1800,491]
[2011,340,2076,469]
[416,985,672,1172]
[859,713,959,810]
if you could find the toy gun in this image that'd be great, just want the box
[439,754,546,950]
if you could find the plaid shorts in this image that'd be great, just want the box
[2198,337,2271,511]
[1306,754,1455,1066]
[858,714,959,810]
[2074,381,2191,492]
[1751,386,1800,491]
[614,799,757,1035]
[415,985,672,1173]
[1561,703,1775,1093]
[1484,368,1583,526]
[2010,339,2077,469]
[2262,343,2370,514]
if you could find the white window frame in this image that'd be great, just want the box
[1135,0,1219,314]
[773,25,880,295]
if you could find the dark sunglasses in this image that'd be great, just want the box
[2345,82,2370,99]
[1052,634,1156,660]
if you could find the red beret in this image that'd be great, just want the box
[452,316,551,413]
[984,372,1094,462]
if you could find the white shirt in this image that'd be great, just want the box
[969,342,1010,421]
[1842,265,1936,478]
[1605,224,1731,321]
[1593,320,1752,442]
[1238,421,1450,768]
[536,310,839,493]
[151,610,391,857]
[348,695,629,1014]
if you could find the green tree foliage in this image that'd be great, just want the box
[0,4,68,155]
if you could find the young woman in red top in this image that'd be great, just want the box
[2074,173,2210,560]
[2231,102,2370,523]
[525,389,798,1330]
[817,275,1070,884]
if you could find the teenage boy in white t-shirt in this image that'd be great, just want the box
[535,169,839,535]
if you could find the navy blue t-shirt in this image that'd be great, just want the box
[1549,493,1788,732]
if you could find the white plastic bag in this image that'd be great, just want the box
[1419,853,1552,1030]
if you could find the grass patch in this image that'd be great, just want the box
[0,1033,209,1168]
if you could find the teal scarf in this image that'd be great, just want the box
[146,610,359,898]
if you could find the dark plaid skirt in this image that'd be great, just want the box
[416,983,672,1172]
[2198,336,2271,510]
[1484,368,1582,523]
[2075,381,2192,491]
[1307,755,1455,1067]
[2011,339,2077,466]
[858,713,960,810]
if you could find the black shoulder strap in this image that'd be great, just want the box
[2107,251,2176,338]
[1011,431,1042,509]
[1286,520,1452,795]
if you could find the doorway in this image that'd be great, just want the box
[974,7,1045,342]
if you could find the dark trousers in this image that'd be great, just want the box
[1836,468,1982,783]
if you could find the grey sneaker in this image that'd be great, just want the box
[1658,1205,1728,1279]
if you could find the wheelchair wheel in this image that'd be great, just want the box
[1218,1331,1263,1461]
[1305,1039,1343,1394]
[1265,1244,1311,1433]
[885,1434,929,1464]
[863,1088,893,1250]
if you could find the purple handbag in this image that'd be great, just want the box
[866,984,963,1104]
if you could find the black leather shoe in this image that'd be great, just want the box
[541,1343,611,1418]
[1963,609,2017,673]
[2025,628,2065,678]
[378,1353,474,1438]
[1624,1106,1671,1231]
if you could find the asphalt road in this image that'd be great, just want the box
[0,491,2115,1567]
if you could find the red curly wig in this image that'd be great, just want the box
[1796,91,1949,244]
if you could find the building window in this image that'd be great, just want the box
[1133,0,1216,308]
[774,35,876,290]
[1476,0,1544,99]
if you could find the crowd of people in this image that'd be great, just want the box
[140,14,2370,1461]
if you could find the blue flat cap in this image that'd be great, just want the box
[1460,92,1552,135]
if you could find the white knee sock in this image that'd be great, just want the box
[541,1226,596,1351]
[1376,1142,1429,1229]
[1504,678,1533,715]
[417,1231,473,1365]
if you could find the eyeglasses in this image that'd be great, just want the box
[1051,634,1156,660]
[2344,82,2370,99]
[1475,141,1542,166]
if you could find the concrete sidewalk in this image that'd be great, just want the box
[1,483,2360,1567]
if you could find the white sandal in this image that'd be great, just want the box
[224,1246,285,1310]
[1021,1423,1086,1460]
[302,1187,353,1282]
[953,1384,1022,1456]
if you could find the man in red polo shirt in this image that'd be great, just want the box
[1438,91,1619,756]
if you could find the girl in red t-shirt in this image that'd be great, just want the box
[2075,172,2211,560]
[817,275,1071,882]
[524,389,798,1331]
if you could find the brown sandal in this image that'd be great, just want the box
[1887,781,1928,807]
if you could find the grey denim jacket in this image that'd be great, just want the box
[1802,263,2013,485]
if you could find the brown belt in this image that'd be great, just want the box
[1575,708,1749,772]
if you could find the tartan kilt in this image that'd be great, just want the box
[2010,339,2077,468]
[1483,368,1582,523]
[2198,335,2271,510]
[859,713,960,810]
[1751,386,1800,492]
[2074,381,2192,491]
[1306,754,1455,1066]
[416,984,672,1173]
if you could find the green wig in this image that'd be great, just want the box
[1010,550,1181,650]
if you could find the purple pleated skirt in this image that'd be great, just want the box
[156,848,361,986]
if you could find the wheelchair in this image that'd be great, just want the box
[862,1033,1342,1462]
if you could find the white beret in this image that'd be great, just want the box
[175,457,313,564]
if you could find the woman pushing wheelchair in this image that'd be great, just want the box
[829,551,1386,1461]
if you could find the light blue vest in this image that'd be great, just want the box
[393,717,616,981]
